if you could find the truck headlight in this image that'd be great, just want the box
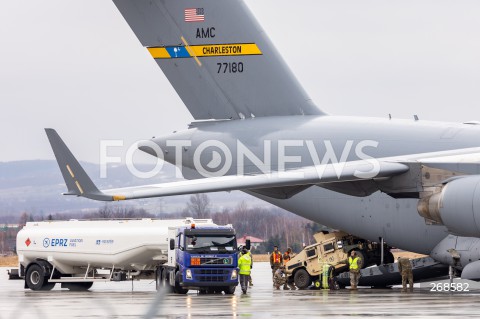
[231,269,238,280]
[186,269,192,280]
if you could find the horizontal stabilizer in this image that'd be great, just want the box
[45,129,112,201]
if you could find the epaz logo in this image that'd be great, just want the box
[43,238,68,248]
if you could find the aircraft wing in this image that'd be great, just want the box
[45,129,409,201]
[101,161,408,200]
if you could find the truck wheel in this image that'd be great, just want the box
[223,286,236,295]
[63,282,93,291]
[41,282,56,291]
[294,269,312,289]
[174,285,188,294]
[160,269,173,293]
[155,269,162,291]
[174,271,188,294]
[26,264,48,291]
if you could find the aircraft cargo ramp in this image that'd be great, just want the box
[335,257,449,287]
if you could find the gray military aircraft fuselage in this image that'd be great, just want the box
[145,115,480,264]
[153,116,480,174]
[45,0,480,281]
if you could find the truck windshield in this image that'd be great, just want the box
[185,235,236,253]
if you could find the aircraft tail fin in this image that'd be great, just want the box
[112,0,324,120]
[45,129,112,201]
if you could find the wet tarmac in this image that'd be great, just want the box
[2,263,480,318]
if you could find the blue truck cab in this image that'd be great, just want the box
[158,221,239,294]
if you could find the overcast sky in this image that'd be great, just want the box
[1,0,480,164]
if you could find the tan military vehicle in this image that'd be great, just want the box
[285,231,393,289]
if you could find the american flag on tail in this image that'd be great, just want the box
[184,8,205,22]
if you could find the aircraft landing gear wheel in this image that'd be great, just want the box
[294,269,312,289]
[384,251,395,264]
[353,250,368,269]
[26,264,54,291]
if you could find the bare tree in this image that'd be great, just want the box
[18,212,28,226]
[112,206,153,219]
[185,194,211,219]
[98,204,113,219]
[0,231,5,254]
[211,207,231,225]
[112,206,132,218]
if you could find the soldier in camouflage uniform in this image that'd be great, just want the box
[274,266,295,290]
[348,250,362,290]
[397,257,413,292]
[270,245,283,285]
[282,247,296,290]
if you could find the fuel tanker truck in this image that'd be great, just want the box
[16,218,240,293]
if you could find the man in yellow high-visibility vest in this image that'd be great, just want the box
[238,248,252,294]
[240,247,254,286]
[348,250,362,290]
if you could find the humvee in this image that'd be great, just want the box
[285,231,394,289]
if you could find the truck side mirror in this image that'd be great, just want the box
[246,239,251,250]
[169,238,175,250]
